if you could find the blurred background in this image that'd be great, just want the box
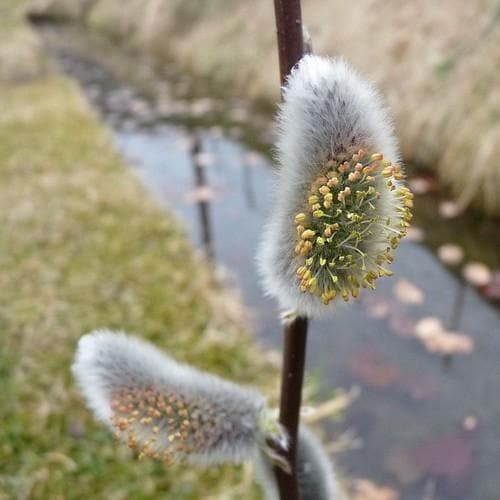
[1,0,499,499]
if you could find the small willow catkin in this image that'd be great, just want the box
[255,425,341,500]
[73,330,285,466]
[258,55,412,317]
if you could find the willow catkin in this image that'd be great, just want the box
[258,55,412,317]
[255,425,341,500]
[73,330,285,466]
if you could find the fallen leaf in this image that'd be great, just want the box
[414,317,442,337]
[388,312,416,338]
[462,262,492,287]
[393,279,424,305]
[366,299,390,319]
[439,200,463,219]
[412,433,473,486]
[414,317,474,356]
[462,415,478,432]
[408,177,432,195]
[347,348,401,388]
[401,374,440,400]
[481,271,500,303]
[406,226,425,242]
[437,244,464,266]
[385,449,421,485]
[350,478,400,500]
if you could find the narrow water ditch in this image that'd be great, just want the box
[38,24,500,500]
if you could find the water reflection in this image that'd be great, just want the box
[190,131,215,263]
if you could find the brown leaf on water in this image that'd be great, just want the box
[462,415,478,432]
[347,348,401,388]
[350,478,400,500]
[393,279,424,305]
[405,226,425,242]
[388,312,416,338]
[400,374,440,400]
[411,434,473,486]
[366,298,390,320]
[482,271,500,303]
[462,262,492,287]
[438,200,463,219]
[414,317,474,355]
[385,449,421,485]
[408,176,434,195]
[437,244,464,266]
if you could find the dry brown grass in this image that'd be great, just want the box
[31,0,500,216]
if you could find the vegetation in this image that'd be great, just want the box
[0,3,272,498]
[30,0,500,216]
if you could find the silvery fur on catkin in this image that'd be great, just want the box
[257,55,400,317]
[73,330,266,465]
[255,425,341,500]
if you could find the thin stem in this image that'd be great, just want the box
[273,0,304,85]
[273,315,308,500]
[272,1,306,499]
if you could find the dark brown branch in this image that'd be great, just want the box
[273,315,308,500]
[273,0,304,86]
[272,2,306,498]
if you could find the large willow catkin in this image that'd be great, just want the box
[258,55,412,317]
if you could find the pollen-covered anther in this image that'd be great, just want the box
[337,187,351,203]
[301,229,316,240]
[295,213,307,224]
[291,149,412,305]
[108,386,206,465]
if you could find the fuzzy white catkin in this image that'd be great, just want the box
[255,425,341,500]
[257,55,402,317]
[72,330,270,466]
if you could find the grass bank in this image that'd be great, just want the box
[30,0,500,217]
[0,3,272,498]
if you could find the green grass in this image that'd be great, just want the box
[0,8,271,499]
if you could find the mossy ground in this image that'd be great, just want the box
[0,4,272,498]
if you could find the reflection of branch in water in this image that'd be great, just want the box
[449,276,467,332]
[241,155,257,210]
[442,276,467,369]
[190,131,215,263]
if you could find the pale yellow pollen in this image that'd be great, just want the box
[293,149,411,306]
[301,229,315,240]
[348,171,361,182]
